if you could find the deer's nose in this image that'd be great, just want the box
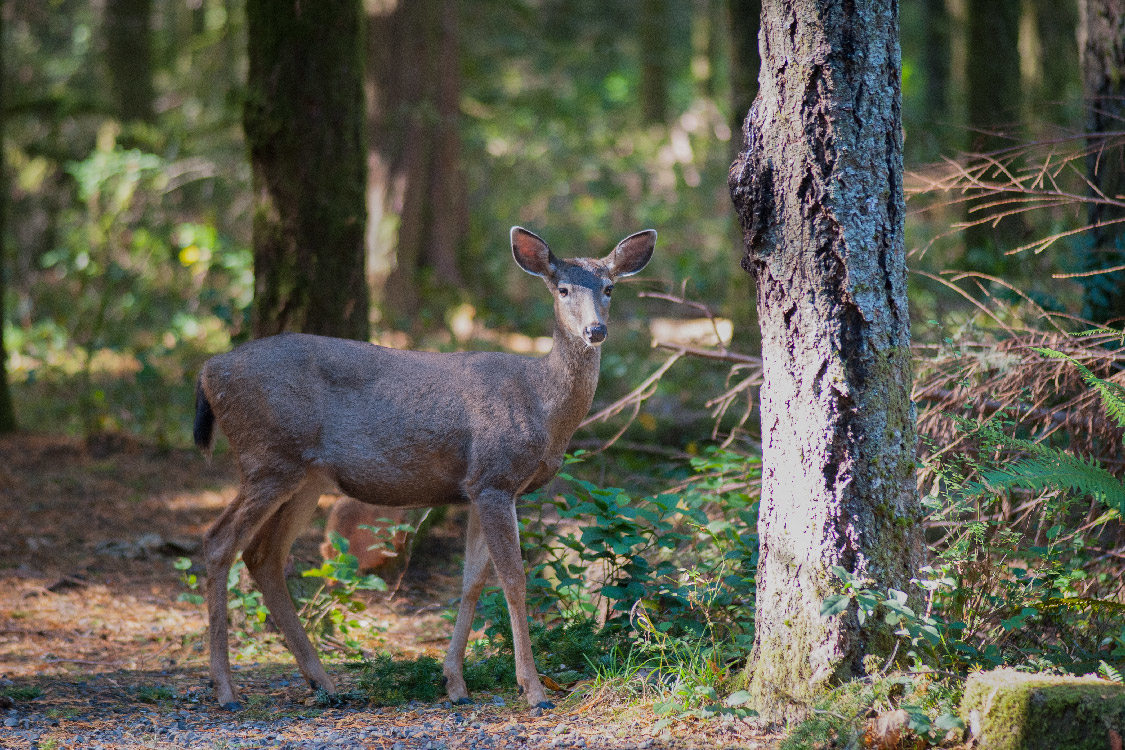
[584,324,607,343]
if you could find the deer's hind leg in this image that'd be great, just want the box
[242,477,333,696]
[203,467,304,710]
[443,505,491,704]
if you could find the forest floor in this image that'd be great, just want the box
[0,434,779,750]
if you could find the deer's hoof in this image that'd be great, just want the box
[535,701,555,710]
[220,701,242,712]
[452,697,474,706]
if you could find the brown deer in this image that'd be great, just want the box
[192,227,655,710]
[320,498,408,572]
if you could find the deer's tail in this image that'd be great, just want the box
[193,377,215,451]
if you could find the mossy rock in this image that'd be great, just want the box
[960,668,1125,750]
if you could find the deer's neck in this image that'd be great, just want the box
[539,322,601,440]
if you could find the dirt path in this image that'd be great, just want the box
[0,435,776,749]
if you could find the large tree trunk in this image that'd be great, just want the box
[1077,0,1125,325]
[728,0,922,724]
[0,0,16,433]
[367,0,466,325]
[244,0,370,341]
[104,0,155,122]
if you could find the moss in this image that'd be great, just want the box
[961,668,1125,750]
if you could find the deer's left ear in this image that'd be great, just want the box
[604,230,656,278]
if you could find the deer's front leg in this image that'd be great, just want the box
[474,490,553,709]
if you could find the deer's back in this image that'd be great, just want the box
[201,333,552,505]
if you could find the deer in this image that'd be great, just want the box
[320,497,409,572]
[192,226,656,711]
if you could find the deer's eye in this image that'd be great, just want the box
[604,285,614,297]
[558,287,569,297]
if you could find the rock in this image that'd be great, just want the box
[490,695,505,706]
[961,667,1125,750]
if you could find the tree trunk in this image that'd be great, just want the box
[727,0,760,146]
[244,0,370,341]
[728,0,922,723]
[0,0,17,433]
[963,0,1022,270]
[919,0,950,155]
[104,0,155,122]
[639,0,671,124]
[1077,0,1125,325]
[368,0,467,325]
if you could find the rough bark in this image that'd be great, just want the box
[1077,0,1125,325]
[368,0,467,323]
[244,0,370,341]
[728,0,922,723]
[963,0,1023,269]
[0,0,16,433]
[104,0,155,122]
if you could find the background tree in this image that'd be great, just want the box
[729,0,922,723]
[0,0,16,433]
[726,0,760,145]
[1077,0,1125,324]
[963,0,1022,271]
[367,0,467,324]
[244,0,369,340]
[104,0,154,123]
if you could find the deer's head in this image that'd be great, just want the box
[511,227,656,347]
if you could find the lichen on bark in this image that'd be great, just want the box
[728,0,923,724]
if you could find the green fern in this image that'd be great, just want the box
[1030,346,1125,431]
[964,342,1125,515]
[1099,660,1123,684]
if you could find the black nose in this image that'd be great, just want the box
[584,324,607,343]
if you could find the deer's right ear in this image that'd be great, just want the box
[511,227,556,279]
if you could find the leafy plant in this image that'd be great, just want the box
[298,532,387,651]
[354,653,445,706]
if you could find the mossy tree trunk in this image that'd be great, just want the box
[104,0,155,122]
[728,0,922,724]
[368,0,466,325]
[1077,0,1125,325]
[0,0,16,433]
[244,0,370,341]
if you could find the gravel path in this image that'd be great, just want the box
[0,671,775,750]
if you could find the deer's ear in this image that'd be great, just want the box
[604,230,656,278]
[511,227,557,279]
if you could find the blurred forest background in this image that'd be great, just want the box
[2,1,1125,737]
[2,0,1120,446]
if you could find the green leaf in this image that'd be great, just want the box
[724,690,752,707]
[820,594,851,617]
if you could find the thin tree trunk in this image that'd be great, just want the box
[963,0,1023,269]
[639,0,671,124]
[729,0,922,723]
[920,0,950,154]
[244,0,370,341]
[0,0,17,433]
[370,0,466,324]
[104,0,155,122]
[1077,0,1125,325]
[727,0,760,146]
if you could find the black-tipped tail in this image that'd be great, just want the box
[193,378,215,451]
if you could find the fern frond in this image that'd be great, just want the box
[1031,346,1125,432]
[1099,661,1123,684]
[976,449,1125,513]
